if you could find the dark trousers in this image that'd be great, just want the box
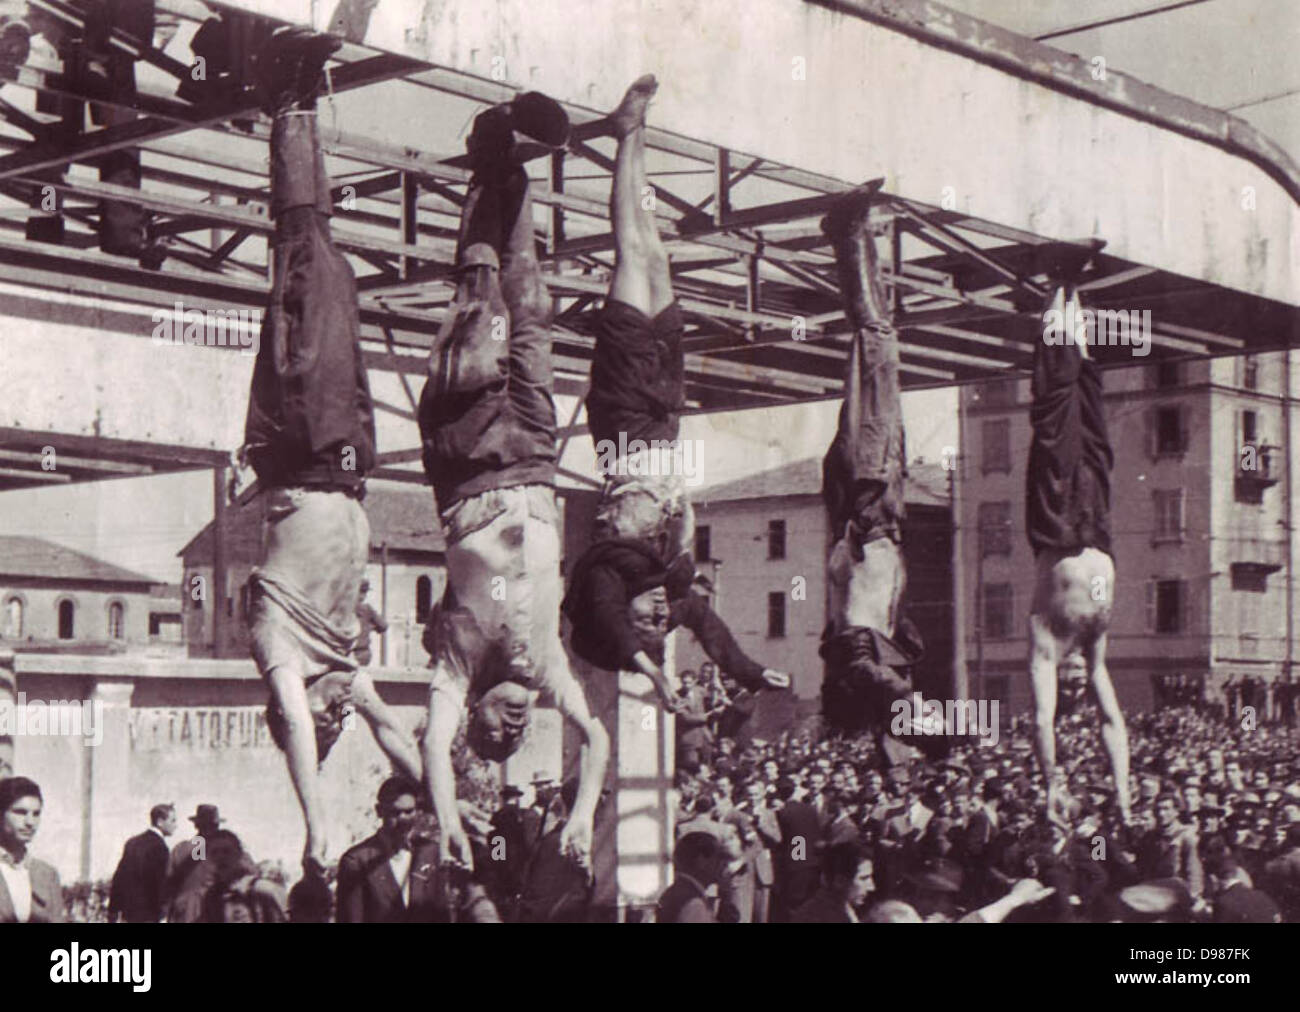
[1026,329,1114,556]
[243,112,376,490]
[821,214,906,548]
[418,173,557,512]
[585,299,685,450]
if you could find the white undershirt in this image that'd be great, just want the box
[389,849,412,906]
[0,860,32,922]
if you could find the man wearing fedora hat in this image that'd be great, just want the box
[165,804,255,923]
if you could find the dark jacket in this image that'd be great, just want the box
[775,801,824,911]
[336,833,445,923]
[109,829,169,922]
[243,119,375,492]
[791,888,855,923]
[1212,881,1283,924]
[656,874,715,923]
[563,539,766,686]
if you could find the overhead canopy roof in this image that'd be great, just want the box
[0,0,1297,491]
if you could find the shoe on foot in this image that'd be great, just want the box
[255,26,341,113]
[466,90,570,175]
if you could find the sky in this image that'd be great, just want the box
[2,0,1293,582]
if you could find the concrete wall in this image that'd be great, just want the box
[8,657,430,885]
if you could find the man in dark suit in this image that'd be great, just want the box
[165,803,229,923]
[791,842,875,923]
[337,776,497,922]
[1264,823,1300,921]
[488,785,541,905]
[109,803,176,922]
[772,776,823,921]
[656,832,726,923]
[1204,837,1283,924]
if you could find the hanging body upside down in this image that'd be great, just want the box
[560,75,790,706]
[1025,283,1129,825]
[240,28,422,877]
[417,93,608,876]
[817,189,924,766]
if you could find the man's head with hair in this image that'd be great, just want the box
[822,841,874,907]
[673,831,726,886]
[1155,793,1182,830]
[375,775,420,845]
[0,776,41,815]
[775,776,798,802]
[150,803,177,835]
[0,776,42,853]
[206,829,245,879]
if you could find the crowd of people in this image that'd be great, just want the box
[3,699,1297,923]
[660,703,1300,922]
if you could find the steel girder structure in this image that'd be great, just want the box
[0,0,1296,491]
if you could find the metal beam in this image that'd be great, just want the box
[0,53,419,182]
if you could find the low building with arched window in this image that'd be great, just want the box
[0,536,181,651]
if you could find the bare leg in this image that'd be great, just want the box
[351,671,423,783]
[609,75,673,316]
[267,663,328,870]
[1027,612,1064,824]
[1086,631,1132,821]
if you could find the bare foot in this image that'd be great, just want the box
[610,74,658,138]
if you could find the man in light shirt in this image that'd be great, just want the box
[0,776,62,923]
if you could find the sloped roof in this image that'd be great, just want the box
[178,482,445,561]
[695,459,950,509]
[0,535,157,585]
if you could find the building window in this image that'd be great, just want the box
[1153,490,1185,542]
[149,613,162,637]
[57,599,76,640]
[1153,406,1187,456]
[1155,360,1182,388]
[766,592,786,638]
[2,596,22,639]
[1241,409,1258,446]
[416,575,433,619]
[986,675,1010,703]
[767,519,787,560]
[981,418,1011,474]
[982,378,1016,407]
[982,583,1013,640]
[694,525,712,563]
[977,501,1012,556]
[1149,580,1185,634]
[107,601,125,640]
[1241,355,1258,391]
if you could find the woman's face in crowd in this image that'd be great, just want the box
[2,795,41,850]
